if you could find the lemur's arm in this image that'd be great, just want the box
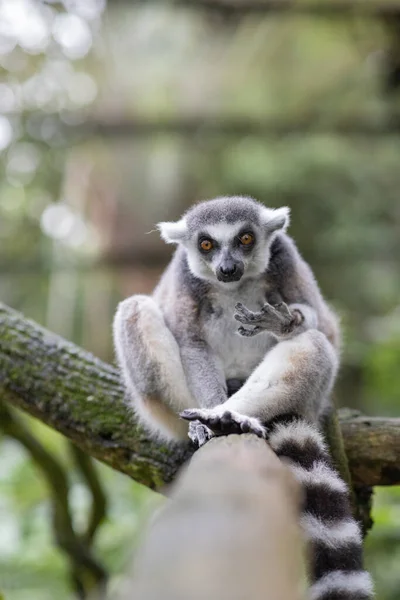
[235,236,334,342]
[166,288,227,410]
[172,327,228,446]
[177,338,227,409]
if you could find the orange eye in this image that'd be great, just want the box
[200,239,213,252]
[239,233,254,246]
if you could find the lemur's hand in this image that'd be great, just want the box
[188,420,214,448]
[234,301,302,338]
[181,407,267,439]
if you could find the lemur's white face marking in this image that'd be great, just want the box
[158,197,290,288]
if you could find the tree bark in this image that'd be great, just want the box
[125,434,304,600]
[1,303,399,490]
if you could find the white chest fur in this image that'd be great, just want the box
[203,279,276,379]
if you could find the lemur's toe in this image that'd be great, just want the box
[240,419,251,433]
[248,419,268,438]
[180,409,201,421]
[273,301,292,319]
[188,421,213,447]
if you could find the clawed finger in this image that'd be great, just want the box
[272,301,292,320]
[237,325,262,337]
[180,409,203,422]
[188,421,213,447]
[181,409,218,429]
[234,303,264,323]
[261,302,283,318]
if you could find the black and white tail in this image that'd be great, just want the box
[268,417,374,600]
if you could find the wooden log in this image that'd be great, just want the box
[0,303,399,489]
[126,434,304,600]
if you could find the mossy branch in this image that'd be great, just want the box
[0,303,399,489]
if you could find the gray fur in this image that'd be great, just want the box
[184,196,262,231]
[113,195,340,441]
[113,196,375,600]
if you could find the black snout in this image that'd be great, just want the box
[217,258,244,282]
[220,262,237,276]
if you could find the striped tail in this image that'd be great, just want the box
[268,417,374,600]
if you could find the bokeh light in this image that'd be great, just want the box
[6,142,41,185]
[62,0,106,21]
[0,115,13,150]
[0,0,51,54]
[40,202,88,247]
[52,13,93,60]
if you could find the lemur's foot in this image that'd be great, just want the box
[188,420,214,447]
[234,301,299,337]
[181,407,267,439]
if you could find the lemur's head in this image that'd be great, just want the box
[158,196,290,287]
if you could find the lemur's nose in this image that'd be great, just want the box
[217,255,243,282]
[220,262,237,276]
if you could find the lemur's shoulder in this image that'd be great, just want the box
[153,248,212,334]
[266,233,315,295]
[268,234,341,350]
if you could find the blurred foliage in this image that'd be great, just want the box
[0,418,160,600]
[0,0,399,598]
[366,487,400,600]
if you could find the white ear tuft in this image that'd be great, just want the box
[261,206,290,234]
[157,218,188,244]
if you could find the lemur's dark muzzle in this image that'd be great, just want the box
[217,258,244,282]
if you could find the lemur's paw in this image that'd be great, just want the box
[234,301,296,336]
[234,302,265,337]
[180,408,267,439]
[188,420,213,448]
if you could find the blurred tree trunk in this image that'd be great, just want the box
[126,434,305,600]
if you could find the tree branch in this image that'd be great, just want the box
[0,303,399,489]
[177,0,400,18]
[108,0,400,19]
[81,116,400,138]
[70,443,108,544]
[20,114,400,143]
[0,303,190,489]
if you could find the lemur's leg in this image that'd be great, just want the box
[181,328,338,435]
[113,295,199,441]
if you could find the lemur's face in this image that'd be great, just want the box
[186,221,266,284]
[158,197,290,287]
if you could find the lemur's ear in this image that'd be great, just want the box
[157,219,188,244]
[261,206,290,234]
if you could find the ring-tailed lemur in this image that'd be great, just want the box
[113,196,373,600]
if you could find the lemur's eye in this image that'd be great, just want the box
[199,239,213,252]
[239,233,254,246]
